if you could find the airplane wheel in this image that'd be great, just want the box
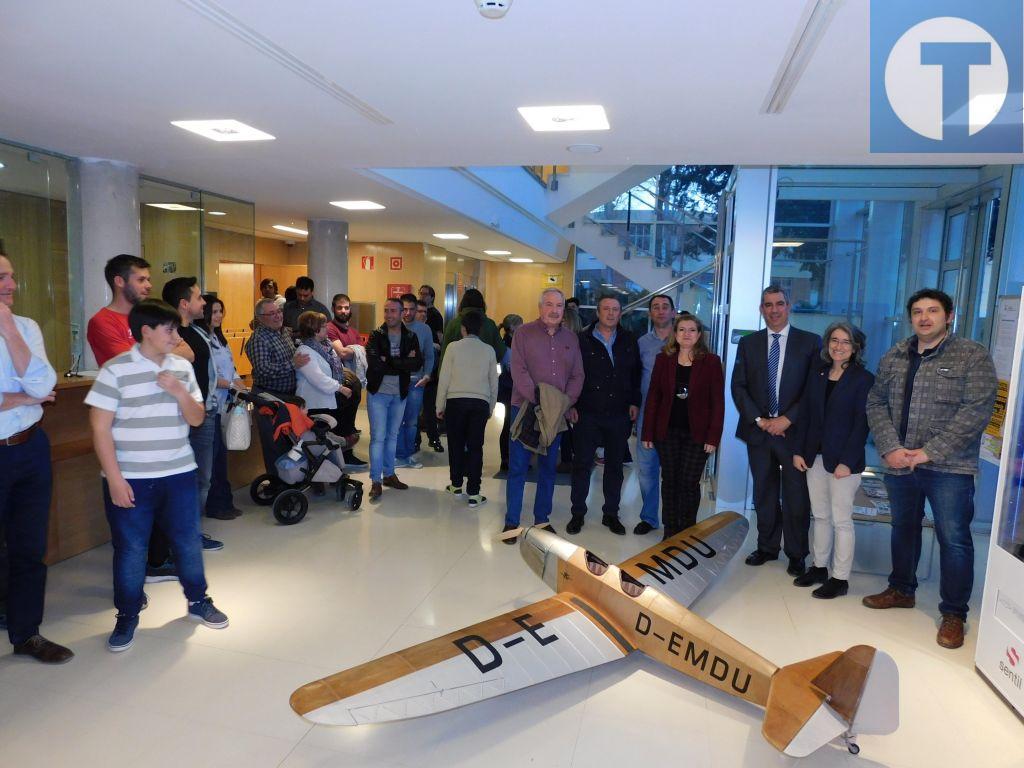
[250,473,283,506]
[273,489,308,525]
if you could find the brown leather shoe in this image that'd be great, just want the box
[13,635,74,664]
[862,587,915,609]
[382,474,408,490]
[937,614,965,649]
[368,482,383,500]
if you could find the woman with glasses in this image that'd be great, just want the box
[791,322,873,599]
[641,313,724,540]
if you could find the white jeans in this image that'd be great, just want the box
[806,459,859,580]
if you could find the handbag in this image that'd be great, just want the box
[223,401,252,451]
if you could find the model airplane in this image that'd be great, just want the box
[290,512,899,757]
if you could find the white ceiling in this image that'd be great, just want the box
[2,0,1020,254]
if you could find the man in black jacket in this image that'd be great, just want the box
[567,295,641,535]
[365,298,423,500]
[731,285,820,575]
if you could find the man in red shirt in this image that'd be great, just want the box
[86,255,152,366]
[326,293,366,466]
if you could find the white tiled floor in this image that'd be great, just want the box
[3,410,1023,767]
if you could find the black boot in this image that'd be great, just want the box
[812,577,849,599]
[793,566,828,587]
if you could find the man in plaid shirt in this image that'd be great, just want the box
[245,298,309,471]
[864,288,997,650]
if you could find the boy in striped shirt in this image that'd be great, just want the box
[85,299,229,652]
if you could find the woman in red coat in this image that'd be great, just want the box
[641,313,725,539]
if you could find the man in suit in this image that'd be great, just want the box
[731,285,820,575]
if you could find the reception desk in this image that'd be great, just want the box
[42,377,265,565]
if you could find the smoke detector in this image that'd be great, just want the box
[476,0,512,19]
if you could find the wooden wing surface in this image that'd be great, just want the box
[291,594,630,725]
[616,511,749,608]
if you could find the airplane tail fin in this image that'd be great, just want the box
[762,645,899,757]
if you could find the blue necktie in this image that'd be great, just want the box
[767,333,781,417]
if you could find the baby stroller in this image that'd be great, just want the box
[240,391,364,524]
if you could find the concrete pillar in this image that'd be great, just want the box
[715,167,778,511]
[307,218,349,309]
[67,158,141,370]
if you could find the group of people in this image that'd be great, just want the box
[0,242,997,663]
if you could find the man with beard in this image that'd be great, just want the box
[326,293,366,466]
[87,255,152,366]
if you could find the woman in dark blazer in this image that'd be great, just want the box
[641,312,724,540]
[792,321,874,599]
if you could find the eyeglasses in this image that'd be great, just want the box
[260,310,283,318]
[829,338,852,347]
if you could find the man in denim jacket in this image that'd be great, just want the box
[864,288,997,650]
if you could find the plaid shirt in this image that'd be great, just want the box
[866,335,997,476]
[245,325,297,394]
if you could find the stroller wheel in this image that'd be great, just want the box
[350,490,363,510]
[273,489,308,525]
[250,473,283,506]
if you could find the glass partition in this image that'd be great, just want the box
[0,142,71,374]
[201,192,255,339]
[139,177,201,300]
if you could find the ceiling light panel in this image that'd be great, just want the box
[330,200,386,210]
[146,203,199,211]
[509,258,533,263]
[517,105,610,132]
[483,250,512,255]
[433,233,469,240]
[171,119,275,142]
[273,224,308,236]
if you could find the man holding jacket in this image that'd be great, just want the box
[567,295,641,535]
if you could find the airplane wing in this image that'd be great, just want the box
[616,511,749,608]
[291,593,632,725]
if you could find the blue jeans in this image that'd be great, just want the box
[635,413,661,528]
[505,406,563,527]
[104,470,208,617]
[368,392,406,483]
[885,468,975,619]
[396,383,426,462]
[205,413,235,515]
[189,410,218,513]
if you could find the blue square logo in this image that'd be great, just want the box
[871,0,1023,153]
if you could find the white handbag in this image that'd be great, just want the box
[223,402,251,451]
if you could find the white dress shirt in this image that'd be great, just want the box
[0,315,58,439]
[766,323,790,416]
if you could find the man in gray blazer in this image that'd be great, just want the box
[731,285,821,575]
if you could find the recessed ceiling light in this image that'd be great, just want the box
[330,200,386,210]
[567,143,603,154]
[433,233,469,240]
[0,162,5,169]
[207,210,227,216]
[484,250,512,256]
[772,241,804,247]
[146,203,199,211]
[273,224,308,236]
[509,258,533,263]
[517,105,610,132]
[171,119,275,142]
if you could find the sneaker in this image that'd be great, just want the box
[404,459,424,469]
[145,560,179,583]
[187,597,229,629]
[467,494,487,507]
[201,534,224,552]
[107,614,139,652]
[445,484,464,495]
[344,453,368,468]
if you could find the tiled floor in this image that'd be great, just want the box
[3,409,1023,767]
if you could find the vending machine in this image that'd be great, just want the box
[976,290,1024,717]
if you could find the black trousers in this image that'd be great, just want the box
[445,398,490,495]
[498,397,512,466]
[420,380,440,443]
[335,388,360,438]
[570,411,630,519]
[747,436,810,560]
[0,428,52,645]
[560,423,574,465]
[655,429,708,538]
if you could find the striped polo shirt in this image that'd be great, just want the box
[84,344,203,479]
